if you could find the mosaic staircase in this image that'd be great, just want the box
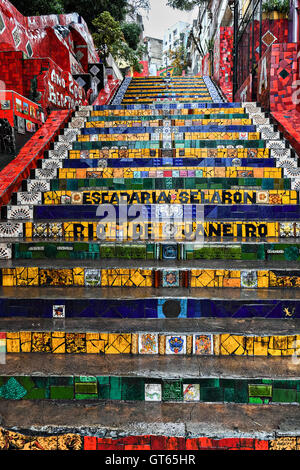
[1,75,300,450]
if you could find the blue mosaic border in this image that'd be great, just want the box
[203,76,224,103]
[110,77,132,105]
[0,298,298,319]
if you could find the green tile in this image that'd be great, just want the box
[273,380,297,389]
[75,394,98,400]
[121,378,144,401]
[18,376,35,391]
[50,377,73,386]
[0,377,27,399]
[248,385,272,397]
[26,388,46,399]
[75,382,98,394]
[109,377,122,400]
[224,388,235,403]
[78,376,97,383]
[50,386,74,399]
[219,379,237,388]
[97,376,110,385]
[162,380,182,401]
[249,397,264,404]
[272,388,297,403]
[200,387,224,402]
[235,382,248,403]
[199,378,219,388]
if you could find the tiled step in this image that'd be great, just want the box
[1,261,300,289]
[5,240,300,261]
[1,219,299,240]
[41,177,293,192]
[28,167,286,182]
[93,102,248,111]
[4,204,300,222]
[41,159,286,170]
[70,140,287,151]
[46,148,294,160]
[86,112,253,122]
[1,374,300,404]
[0,285,299,318]
[13,189,297,207]
[79,125,258,134]
[2,329,300,357]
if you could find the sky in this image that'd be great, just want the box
[142,0,198,40]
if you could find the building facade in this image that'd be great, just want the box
[163,21,191,68]
[143,36,163,76]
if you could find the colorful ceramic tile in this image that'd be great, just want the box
[52,305,65,318]
[183,384,200,402]
[165,335,186,355]
[193,335,213,355]
[145,383,161,401]
[138,333,158,355]
[84,269,101,287]
[162,270,180,288]
[241,271,258,288]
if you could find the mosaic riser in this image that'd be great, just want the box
[89,107,259,117]
[75,135,269,144]
[8,242,300,262]
[78,128,281,143]
[15,189,298,206]
[203,76,224,102]
[52,167,286,180]
[1,376,300,404]
[42,156,297,172]
[110,77,132,105]
[69,141,279,153]
[92,101,266,111]
[35,166,286,178]
[3,332,300,356]
[46,177,293,192]
[79,125,258,135]
[86,115,253,125]
[3,267,300,288]
[1,428,299,451]
[0,298,298,319]
[49,147,290,159]
[121,98,213,104]
[3,220,300,240]
[122,93,213,100]
[6,205,300,222]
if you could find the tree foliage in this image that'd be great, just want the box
[12,0,149,24]
[92,11,145,72]
[166,0,205,11]
[121,22,142,50]
[169,45,189,75]
[63,0,128,23]
[10,0,64,16]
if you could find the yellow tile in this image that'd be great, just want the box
[20,332,32,352]
[105,334,131,354]
[253,337,269,356]
[6,338,20,353]
[52,336,66,353]
[86,333,105,354]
